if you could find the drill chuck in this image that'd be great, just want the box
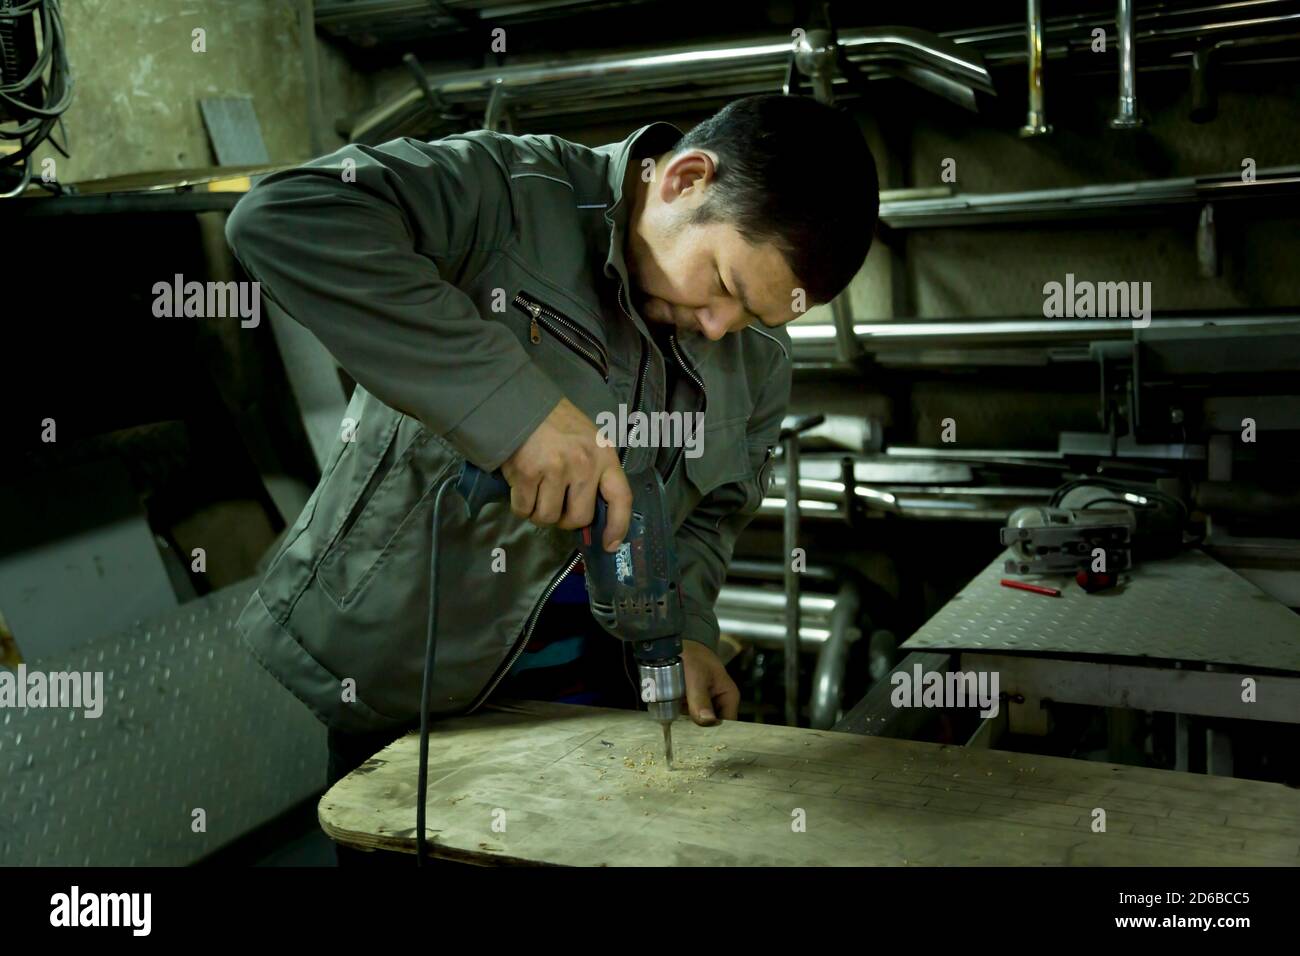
[639,658,684,722]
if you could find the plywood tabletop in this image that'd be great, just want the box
[318,701,1300,866]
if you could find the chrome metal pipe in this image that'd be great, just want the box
[878,163,1300,228]
[715,617,833,646]
[352,26,993,142]
[793,30,865,366]
[717,586,836,615]
[795,28,838,103]
[1196,203,1218,277]
[782,437,802,727]
[1020,0,1052,136]
[345,2,1298,141]
[810,584,862,730]
[783,314,1300,366]
[1189,42,1217,122]
[946,1,1300,62]
[483,80,509,131]
[830,295,861,367]
[840,27,994,93]
[1110,0,1143,128]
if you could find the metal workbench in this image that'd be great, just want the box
[875,548,1300,770]
[903,547,1300,671]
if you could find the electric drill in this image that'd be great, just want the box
[456,462,686,766]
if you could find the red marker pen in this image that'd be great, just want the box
[1000,578,1061,597]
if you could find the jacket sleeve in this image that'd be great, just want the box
[674,346,792,654]
[224,134,565,471]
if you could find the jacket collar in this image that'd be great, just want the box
[602,121,682,284]
[600,121,728,369]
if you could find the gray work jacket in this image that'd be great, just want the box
[224,122,792,733]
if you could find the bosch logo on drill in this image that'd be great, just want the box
[615,541,634,584]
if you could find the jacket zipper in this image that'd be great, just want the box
[615,283,706,482]
[465,550,583,714]
[513,291,609,382]
[467,283,647,714]
[662,332,708,482]
[620,284,651,475]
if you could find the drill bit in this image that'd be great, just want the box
[660,720,675,770]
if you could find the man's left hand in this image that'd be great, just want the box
[680,640,740,725]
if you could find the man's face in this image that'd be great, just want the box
[624,148,805,341]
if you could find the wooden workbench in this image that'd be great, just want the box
[318,701,1300,866]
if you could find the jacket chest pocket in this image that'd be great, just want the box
[673,420,766,528]
[511,290,609,383]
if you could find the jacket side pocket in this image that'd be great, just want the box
[315,413,418,606]
[317,427,459,609]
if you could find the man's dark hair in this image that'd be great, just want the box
[674,94,879,306]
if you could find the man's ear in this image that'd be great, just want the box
[660,148,719,203]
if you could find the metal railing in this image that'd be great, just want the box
[347,25,994,142]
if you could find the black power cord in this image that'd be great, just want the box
[416,474,460,867]
[1050,476,1188,520]
[1,0,72,196]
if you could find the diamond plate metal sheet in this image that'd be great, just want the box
[0,581,325,866]
[902,548,1300,672]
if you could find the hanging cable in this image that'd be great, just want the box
[1,0,73,193]
[416,473,460,867]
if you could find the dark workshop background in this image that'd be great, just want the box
[1,0,1298,867]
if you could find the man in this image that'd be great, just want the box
[224,93,879,799]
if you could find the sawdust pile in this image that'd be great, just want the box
[590,740,735,809]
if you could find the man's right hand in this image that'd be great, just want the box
[501,398,632,552]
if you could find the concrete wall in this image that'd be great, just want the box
[29,0,370,183]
